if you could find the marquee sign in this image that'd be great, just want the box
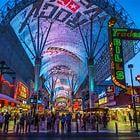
[99,97,107,105]
[15,82,29,100]
[109,19,140,89]
[106,85,115,94]
[73,99,82,111]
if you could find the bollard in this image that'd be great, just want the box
[115,122,118,135]
[57,122,59,133]
[76,121,79,133]
[96,123,99,133]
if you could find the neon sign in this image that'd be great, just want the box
[112,28,140,40]
[98,91,106,99]
[106,85,115,94]
[15,82,29,100]
[99,97,107,105]
[73,99,82,111]
[109,18,140,89]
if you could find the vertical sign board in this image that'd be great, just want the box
[109,23,140,89]
[15,82,29,101]
[109,28,126,89]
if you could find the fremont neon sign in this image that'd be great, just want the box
[109,20,140,89]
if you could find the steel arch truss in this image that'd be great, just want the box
[0,0,137,89]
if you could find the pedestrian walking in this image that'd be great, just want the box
[66,113,72,133]
[13,113,19,132]
[47,114,51,131]
[25,113,32,133]
[19,113,25,133]
[34,113,40,133]
[61,114,66,133]
[128,113,133,127]
[55,113,60,133]
[3,112,11,133]
[102,113,108,128]
[41,114,46,130]
[0,112,4,132]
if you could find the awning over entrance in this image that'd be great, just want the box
[0,93,19,104]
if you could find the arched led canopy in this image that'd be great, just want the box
[53,79,71,98]
[9,0,108,85]
[0,0,136,103]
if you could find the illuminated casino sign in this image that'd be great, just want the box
[15,82,29,100]
[112,28,140,40]
[99,97,107,105]
[73,99,82,111]
[98,91,106,99]
[98,91,107,105]
[106,85,115,94]
[109,23,140,89]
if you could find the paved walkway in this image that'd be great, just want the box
[2,120,140,134]
[0,132,140,140]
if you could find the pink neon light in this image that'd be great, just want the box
[57,0,80,13]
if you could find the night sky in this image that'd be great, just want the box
[118,0,140,86]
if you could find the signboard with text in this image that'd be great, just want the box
[106,85,115,94]
[73,99,82,111]
[109,26,140,89]
[15,82,29,100]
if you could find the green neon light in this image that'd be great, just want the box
[113,29,128,37]
[113,38,121,46]
[116,71,125,80]
[115,45,121,53]
[110,28,140,89]
[113,29,140,39]
[132,32,140,38]
[114,54,122,62]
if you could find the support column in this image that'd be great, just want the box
[34,57,41,93]
[0,74,2,93]
[34,57,41,112]
[71,91,74,112]
[88,58,94,109]
[50,90,54,110]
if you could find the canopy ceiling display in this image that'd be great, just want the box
[0,0,136,108]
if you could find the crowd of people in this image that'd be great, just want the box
[0,111,137,134]
[0,111,110,134]
[0,111,73,134]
